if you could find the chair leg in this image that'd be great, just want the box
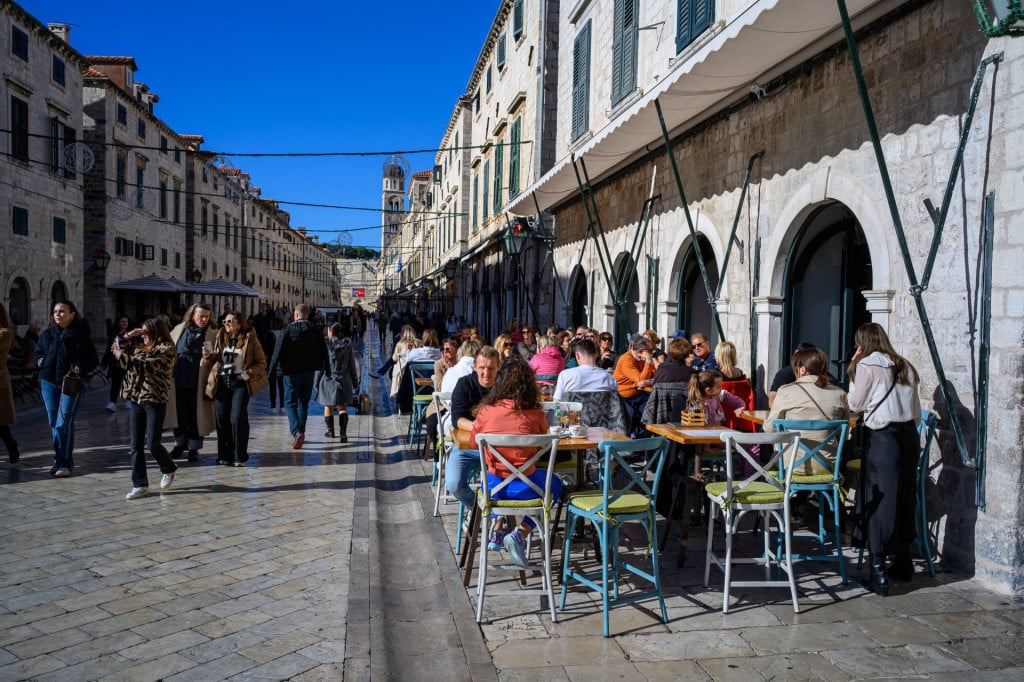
[476,512,490,622]
[831,491,848,585]
[646,516,668,624]
[703,500,715,588]
[559,512,578,610]
[722,508,734,614]
[783,507,800,613]
[541,515,557,623]
[599,520,611,638]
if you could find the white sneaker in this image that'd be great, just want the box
[105,402,116,412]
[159,473,175,490]
[126,487,148,500]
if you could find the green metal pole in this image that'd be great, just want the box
[836,0,970,466]
[717,152,764,300]
[975,192,994,510]
[655,98,725,342]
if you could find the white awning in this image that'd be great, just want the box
[507,0,882,214]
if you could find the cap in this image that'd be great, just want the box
[670,330,688,339]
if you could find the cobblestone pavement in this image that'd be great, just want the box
[1,333,1022,681]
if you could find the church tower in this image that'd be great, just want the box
[381,154,407,245]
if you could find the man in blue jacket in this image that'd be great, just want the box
[268,304,328,448]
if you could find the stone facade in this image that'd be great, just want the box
[0,7,89,331]
[531,0,1022,591]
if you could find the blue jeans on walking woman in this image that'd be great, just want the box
[40,379,83,475]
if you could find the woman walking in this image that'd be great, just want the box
[34,300,98,477]
[848,323,921,596]
[0,303,20,463]
[112,318,178,499]
[316,323,359,442]
[203,311,267,466]
[103,314,131,412]
[168,303,217,462]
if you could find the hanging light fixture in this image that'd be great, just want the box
[502,217,530,256]
[974,0,1024,36]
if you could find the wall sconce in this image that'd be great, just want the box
[443,259,459,279]
[85,248,111,271]
[974,0,1024,36]
[502,217,530,256]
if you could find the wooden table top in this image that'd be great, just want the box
[737,411,859,428]
[644,423,739,446]
[451,426,628,451]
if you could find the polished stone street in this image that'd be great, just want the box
[1,333,1022,681]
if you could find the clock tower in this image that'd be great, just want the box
[381,154,408,241]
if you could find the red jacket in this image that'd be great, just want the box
[469,399,549,477]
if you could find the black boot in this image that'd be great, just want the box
[338,413,348,443]
[170,445,186,458]
[187,449,199,462]
[8,447,19,464]
[868,555,890,596]
[888,544,914,582]
[324,415,336,439]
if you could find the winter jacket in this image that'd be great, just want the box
[268,319,328,376]
[34,322,98,384]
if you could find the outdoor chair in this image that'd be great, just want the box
[406,362,435,450]
[704,431,804,614]
[472,434,562,623]
[559,437,670,637]
[771,418,851,584]
[431,391,454,517]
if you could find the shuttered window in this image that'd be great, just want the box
[513,0,524,39]
[482,161,490,220]
[676,0,714,53]
[508,117,521,198]
[53,217,66,244]
[571,21,591,142]
[612,0,638,106]
[493,143,504,212]
[10,96,29,162]
[497,33,507,71]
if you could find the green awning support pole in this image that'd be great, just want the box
[655,98,725,342]
[837,0,999,488]
[976,192,995,510]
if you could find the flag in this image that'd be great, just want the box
[396,256,402,273]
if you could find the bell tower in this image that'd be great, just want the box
[381,154,408,242]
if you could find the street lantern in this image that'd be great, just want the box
[444,258,459,280]
[86,248,111,271]
[502,217,530,256]
[974,0,1024,36]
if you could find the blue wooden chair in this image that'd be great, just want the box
[771,419,851,585]
[704,431,804,613]
[559,437,669,637]
[406,363,435,450]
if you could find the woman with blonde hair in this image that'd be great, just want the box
[112,317,178,499]
[493,334,515,360]
[167,303,217,462]
[0,303,19,463]
[203,311,267,466]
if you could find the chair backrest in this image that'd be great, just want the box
[918,409,938,471]
[771,418,850,483]
[564,390,627,434]
[641,381,689,426]
[721,378,756,431]
[595,437,670,514]
[408,363,436,397]
[433,391,453,438]
[718,431,803,502]
[475,434,561,506]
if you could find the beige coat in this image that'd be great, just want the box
[763,375,850,475]
[0,329,15,425]
[203,329,268,398]
[164,322,217,436]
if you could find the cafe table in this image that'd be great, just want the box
[738,410,859,428]
[643,423,740,567]
[451,426,629,586]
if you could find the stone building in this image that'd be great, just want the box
[508,0,1024,591]
[0,8,90,330]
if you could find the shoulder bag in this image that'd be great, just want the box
[61,370,83,397]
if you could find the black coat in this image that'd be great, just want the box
[268,319,328,376]
[35,322,98,384]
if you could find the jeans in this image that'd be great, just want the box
[268,370,284,408]
[129,401,176,488]
[283,371,316,436]
[445,445,481,508]
[485,470,563,529]
[173,383,205,451]
[40,379,83,473]
[621,392,651,439]
[214,380,251,463]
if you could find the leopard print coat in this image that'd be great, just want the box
[118,340,176,404]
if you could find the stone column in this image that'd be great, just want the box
[753,296,785,398]
[660,300,678,335]
[862,289,895,324]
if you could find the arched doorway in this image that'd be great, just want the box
[613,255,640,351]
[50,280,68,307]
[8,277,30,325]
[783,202,871,384]
[677,235,719,344]
[568,265,587,329]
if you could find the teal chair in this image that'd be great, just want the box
[559,437,669,637]
[771,419,851,585]
[850,409,939,576]
[704,431,804,613]
[406,363,435,450]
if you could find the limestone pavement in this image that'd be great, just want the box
[0,332,1022,681]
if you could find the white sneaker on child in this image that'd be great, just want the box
[504,529,528,567]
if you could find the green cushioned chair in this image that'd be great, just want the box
[559,437,669,637]
[704,431,804,614]
[406,363,435,450]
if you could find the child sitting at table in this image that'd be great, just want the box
[469,355,562,568]
[688,370,746,481]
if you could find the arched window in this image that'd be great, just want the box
[9,277,31,325]
[676,234,719,346]
[50,280,68,307]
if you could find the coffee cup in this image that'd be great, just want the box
[569,425,585,438]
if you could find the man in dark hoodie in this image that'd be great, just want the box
[268,304,328,448]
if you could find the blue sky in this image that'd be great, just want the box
[23,0,499,250]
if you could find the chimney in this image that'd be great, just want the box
[48,23,71,44]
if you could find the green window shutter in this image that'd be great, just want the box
[693,0,713,36]
[509,118,521,198]
[493,143,504,212]
[571,21,591,141]
[483,161,490,219]
[513,0,524,38]
[497,34,507,71]
[612,0,638,106]
[472,175,478,226]
[676,0,692,52]
[677,0,714,53]
[53,217,66,244]
[10,96,29,161]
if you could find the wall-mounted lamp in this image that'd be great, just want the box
[502,217,530,256]
[85,248,111,272]
[974,0,1024,36]
[443,259,459,280]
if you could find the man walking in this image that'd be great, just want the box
[268,304,328,448]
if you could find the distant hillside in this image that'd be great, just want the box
[324,245,380,260]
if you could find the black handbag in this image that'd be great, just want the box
[61,370,82,397]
